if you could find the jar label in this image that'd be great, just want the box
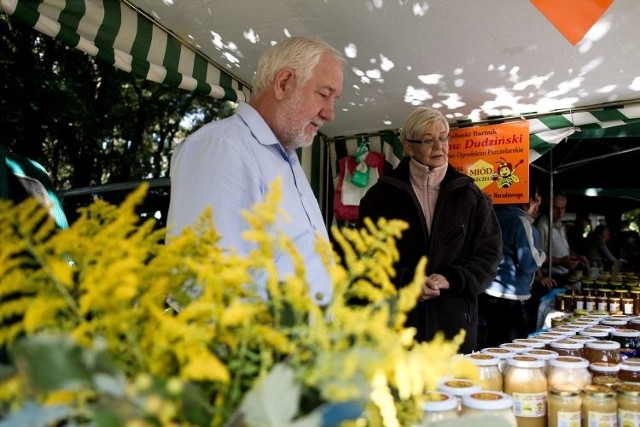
[512,392,546,417]
[586,301,596,311]
[624,302,634,315]
[555,410,580,426]
[618,409,640,426]
[587,411,616,426]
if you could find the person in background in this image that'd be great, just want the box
[479,182,546,348]
[584,224,619,271]
[356,107,502,354]
[166,36,344,305]
[535,193,589,284]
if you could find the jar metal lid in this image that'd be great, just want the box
[582,384,616,397]
[549,388,580,397]
[616,383,640,396]
[549,356,590,369]
[585,340,621,350]
[507,355,545,368]
[465,353,500,366]
[422,392,459,412]
[461,391,513,410]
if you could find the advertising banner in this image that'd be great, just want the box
[448,121,530,204]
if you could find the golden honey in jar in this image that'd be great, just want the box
[420,391,459,425]
[581,384,617,427]
[616,383,640,426]
[437,379,481,412]
[592,375,622,389]
[547,356,592,392]
[589,362,621,378]
[460,391,517,427]
[464,353,503,392]
[522,349,559,374]
[619,359,640,384]
[547,389,581,427]
[583,340,622,365]
[503,356,547,427]
[500,342,531,354]
[480,347,516,373]
[549,339,584,358]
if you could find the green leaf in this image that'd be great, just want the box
[11,334,119,393]
[240,363,301,426]
[0,402,70,427]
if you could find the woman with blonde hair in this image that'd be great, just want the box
[357,107,502,353]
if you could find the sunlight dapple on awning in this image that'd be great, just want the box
[0,0,251,102]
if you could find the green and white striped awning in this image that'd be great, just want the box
[527,103,640,162]
[1,0,251,102]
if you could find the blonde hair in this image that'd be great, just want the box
[400,107,449,141]
[252,36,344,95]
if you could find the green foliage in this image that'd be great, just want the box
[0,13,233,189]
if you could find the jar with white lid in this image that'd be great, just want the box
[579,327,610,339]
[610,328,640,360]
[547,356,591,392]
[600,317,628,328]
[480,347,516,372]
[547,389,581,427]
[504,356,547,427]
[619,359,640,384]
[499,342,530,354]
[512,338,546,349]
[437,378,482,412]
[522,349,559,374]
[567,335,598,346]
[583,340,622,364]
[464,353,503,391]
[589,362,621,378]
[460,391,517,427]
[549,339,584,358]
[419,391,458,426]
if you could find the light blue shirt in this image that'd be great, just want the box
[166,102,332,303]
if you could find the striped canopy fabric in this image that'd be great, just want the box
[526,103,640,162]
[0,0,251,102]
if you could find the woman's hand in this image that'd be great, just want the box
[420,274,449,301]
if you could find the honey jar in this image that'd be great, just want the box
[616,383,640,426]
[581,384,617,426]
[583,340,622,365]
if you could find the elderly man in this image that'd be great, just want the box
[166,37,344,304]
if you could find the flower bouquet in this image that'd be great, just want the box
[0,178,475,426]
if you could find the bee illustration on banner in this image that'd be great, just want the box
[492,157,524,188]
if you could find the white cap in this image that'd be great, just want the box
[462,391,513,410]
[549,356,590,369]
[422,392,459,412]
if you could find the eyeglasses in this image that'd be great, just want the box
[405,135,449,146]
